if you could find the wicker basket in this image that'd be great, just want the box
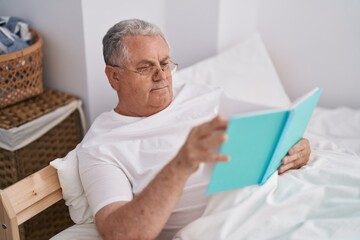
[0,89,83,239]
[0,30,44,108]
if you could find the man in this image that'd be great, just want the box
[78,19,311,240]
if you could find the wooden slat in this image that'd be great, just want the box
[3,166,61,214]
[17,189,63,225]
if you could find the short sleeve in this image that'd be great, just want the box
[78,151,133,216]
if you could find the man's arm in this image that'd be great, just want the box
[278,138,311,174]
[95,115,228,240]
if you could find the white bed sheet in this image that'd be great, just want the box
[174,107,360,240]
[50,223,100,240]
[52,107,360,240]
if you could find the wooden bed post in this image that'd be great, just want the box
[0,191,20,240]
[0,166,63,240]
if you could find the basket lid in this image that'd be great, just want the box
[0,88,78,129]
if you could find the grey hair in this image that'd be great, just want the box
[102,19,168,66]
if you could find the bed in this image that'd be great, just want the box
[2,33,359,240]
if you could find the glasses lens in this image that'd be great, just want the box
[170,62,178,75]
[137,61,178,76]
[141,66,156,76]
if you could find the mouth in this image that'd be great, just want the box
[150,85,168,92]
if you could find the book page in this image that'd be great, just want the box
[218,94,273,119]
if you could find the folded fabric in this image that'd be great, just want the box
[0,16,32,54]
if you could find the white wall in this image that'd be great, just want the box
[257,0,360,107]
[165,0,219,69]
[217,0,257,52]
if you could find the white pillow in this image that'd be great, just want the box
[50,147,93,224]
[173,33,290,108]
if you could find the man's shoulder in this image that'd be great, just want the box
[89,110,116,130]
[80,111,119,146]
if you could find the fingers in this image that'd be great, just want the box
[176,115,229,172]
[288,138,307,155]
[193,115,228,138]
[191,115,228,153]
[187,115,228,151]
[278,150,307,174]
[278,138,311,174]
[201,152,229,163]
[197,129,227,150]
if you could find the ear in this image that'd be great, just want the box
[105,65,121,91]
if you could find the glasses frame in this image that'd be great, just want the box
[110,59,178,77]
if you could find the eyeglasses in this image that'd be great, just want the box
[111,59,178,77]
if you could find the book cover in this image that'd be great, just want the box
[207,88,322,194]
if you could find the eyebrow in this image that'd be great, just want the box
[135,56,170,66]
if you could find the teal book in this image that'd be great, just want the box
[207,88,322,194]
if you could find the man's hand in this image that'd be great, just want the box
[278,138,311,174]
[174,115,229,173]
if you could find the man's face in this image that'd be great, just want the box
[113,35,173,117]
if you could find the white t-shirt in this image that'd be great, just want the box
[78,83,266,239]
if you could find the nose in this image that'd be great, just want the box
[153,66,167,81]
